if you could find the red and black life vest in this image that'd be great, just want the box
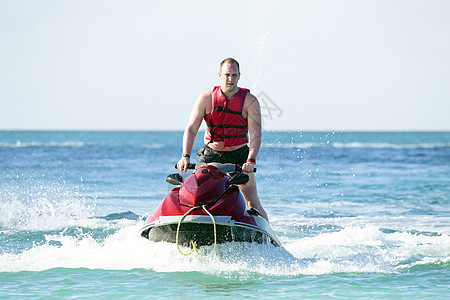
[204,86,249,146]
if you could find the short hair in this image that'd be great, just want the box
[220,57,240,72]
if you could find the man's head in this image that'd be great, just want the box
[219,57,240,93]
[220,57,240,73]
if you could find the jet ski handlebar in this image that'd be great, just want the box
[233,164,257,173]
[180,163,197,169]
[175,163,256,173]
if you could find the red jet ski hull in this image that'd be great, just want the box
[140,164,281,247]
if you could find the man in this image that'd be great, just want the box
[177,57,269,222]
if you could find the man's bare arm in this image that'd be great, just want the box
[178,91,210,172]
[243,94,262,172]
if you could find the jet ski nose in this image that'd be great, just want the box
[179,165,227,207]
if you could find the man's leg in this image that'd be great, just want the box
[240,173,269,222]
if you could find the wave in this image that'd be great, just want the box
[2,141,447,150]
[263,142,322,149]
[1,182,448,275]
[332,142,450,149]
[0,182,96,232]
[142,144,165,149]
[0,141,86,148]
[1,220,448,275]
[263,142,450,150]
[284,224,450,274]
[0,142,170,149]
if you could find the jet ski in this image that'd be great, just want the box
[140,163,281,256]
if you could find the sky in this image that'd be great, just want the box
[1,0,449,131]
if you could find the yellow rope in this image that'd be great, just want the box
[176,206,196,256]
[193,205,217,258]
[175,205,217,258]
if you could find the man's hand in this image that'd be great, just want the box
[242,161,255,173]
[177,157,190,173]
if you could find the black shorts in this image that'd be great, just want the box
[196,144,249,166]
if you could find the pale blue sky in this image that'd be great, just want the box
[1,0,449,131]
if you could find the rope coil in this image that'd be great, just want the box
[175,205,217,258]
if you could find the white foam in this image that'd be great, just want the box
[1,180,448,275]
[0,141,86,148]
[263,142,320,149]
[284,224,450,274]
[0,182,96,232]
[0,221,300,275]
[262,141,450,150]
[332,142,450,149]
[1,222,448,275]
[142,144,165,149]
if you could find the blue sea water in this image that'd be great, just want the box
[0,130,449,299]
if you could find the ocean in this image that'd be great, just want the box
[0,130,449,299]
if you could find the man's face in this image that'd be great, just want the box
[219,62,240,93]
